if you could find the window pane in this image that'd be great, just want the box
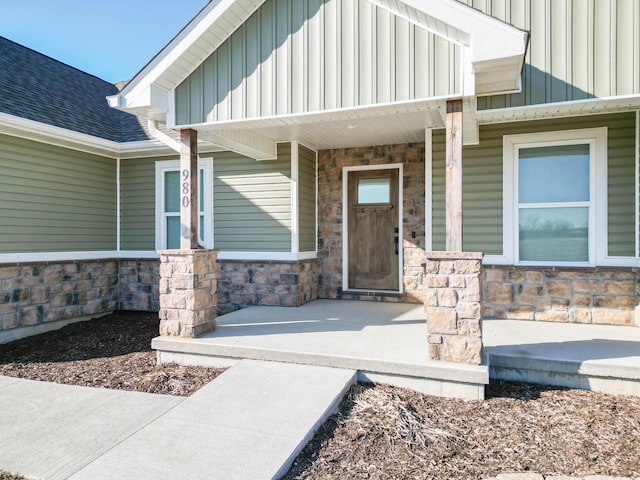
[200,170,204,212]
[519,207,588,261]
[519,144,589,203]
[358,177,390,204]
[166,216,180,249]
[199,215,204,242]
[164,171,180,213]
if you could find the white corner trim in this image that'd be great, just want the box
[116,158,121,252]
[636,110,639,258]
[291,141,299,255]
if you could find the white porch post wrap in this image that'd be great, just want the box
[180,128,199,250]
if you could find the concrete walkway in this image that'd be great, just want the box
[0,360,356,480]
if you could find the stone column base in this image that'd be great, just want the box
[424,251,484,364]
[158,249,218,337]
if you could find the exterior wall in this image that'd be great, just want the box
[298,144,317,252]
[118,259,160,312]
[120,156,169,250]
[469,0,640,109]
[0,259,164,341]
[0,260,119,336]
[175,0,460,125]
[431,113,637,257]
[0,135,117,253]
[317,143,426,303]
[214,144,292,251]
[482,266,638,326]
[216,259,318,315]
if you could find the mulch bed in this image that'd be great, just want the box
[1,311,639,479]
[0,311,224,396]
[284,382,640,480]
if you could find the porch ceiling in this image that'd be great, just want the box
[194,98,447,151]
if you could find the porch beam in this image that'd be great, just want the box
[180,128,199,249]
[445,99,463,251]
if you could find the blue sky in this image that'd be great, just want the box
[0,0,209,83]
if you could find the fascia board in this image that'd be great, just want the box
[113,0,265,111]
[395,0,528,63]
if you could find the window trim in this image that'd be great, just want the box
[502,128,607,267]
[155,158,213,251]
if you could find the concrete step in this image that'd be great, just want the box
[488,352,640,396]
[69,360,356,480]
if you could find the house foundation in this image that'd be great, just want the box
[482,266,639,326]
[216,259,318,315]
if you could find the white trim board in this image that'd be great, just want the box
[342,164,404,294]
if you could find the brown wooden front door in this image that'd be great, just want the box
[347,168,400,291]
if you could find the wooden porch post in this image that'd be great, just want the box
[180,128,199,250]
[445,99,463,251]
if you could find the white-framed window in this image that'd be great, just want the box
[503,128,607,267]
[155,158,213,250]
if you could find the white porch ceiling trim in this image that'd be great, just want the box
[198,128,277,160]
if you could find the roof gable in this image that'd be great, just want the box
[111,0,527,118]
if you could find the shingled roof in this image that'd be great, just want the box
[0,36,149,143]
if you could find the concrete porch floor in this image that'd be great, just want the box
[152,300,640,399]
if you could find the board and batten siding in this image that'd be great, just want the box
[466,0,640,109]
[175,0,460,125]
[214,144,292,251]
[0,134,116,253]
[431,113,637,258]
[119,156,169,251]
[298,144,317,252]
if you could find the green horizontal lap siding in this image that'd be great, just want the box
[298,144,317,252]
[214,144,292,251]
[119,156,164,251]
[0,135,116,252]
[431,113,636,257]
[606,114,636,256]
[467,0,640,109]
[175,0,460,125]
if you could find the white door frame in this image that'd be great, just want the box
[342,164,404,293]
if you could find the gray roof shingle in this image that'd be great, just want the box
[0,36,150,143]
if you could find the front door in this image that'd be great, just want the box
[347,168,400,291]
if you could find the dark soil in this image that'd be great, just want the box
[1,312,639,479]
[0,311,224,396]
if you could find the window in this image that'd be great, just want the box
[503,128,607,266]
[155,159,213,250]
[358,177,391,204]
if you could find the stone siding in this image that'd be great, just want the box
[424,252,484,364]
[158,249,218,337]
[317,144,426,303]
[482,266,639,326]
[118,259,160,312]
[216,259,318,315]
[0,260,119,333]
